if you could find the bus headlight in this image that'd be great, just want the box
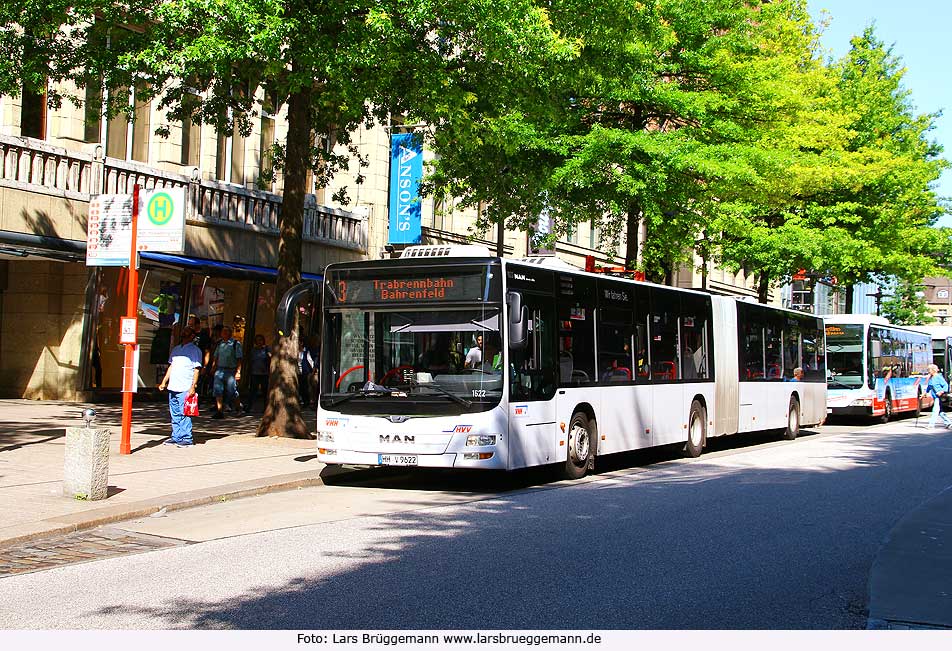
[318,448,336,456]
[850,398,872,407]
[466,434,496,446]
[316,431,335,443]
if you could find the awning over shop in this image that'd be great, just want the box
[139,252,323,282]
[0,231,324,281]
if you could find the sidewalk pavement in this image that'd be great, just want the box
[0,398,324,549]
[867,476,952,629]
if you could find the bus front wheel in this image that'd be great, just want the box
[783,396,800,441]
[562,411,595,480]
[880,391,893,423]
[683,400,706,458]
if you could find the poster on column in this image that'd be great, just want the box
[388,132,423,245]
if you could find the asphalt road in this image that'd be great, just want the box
[1,417,951,630]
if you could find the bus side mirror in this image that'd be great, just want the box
[507,291,527,350]
[276,281,320,337]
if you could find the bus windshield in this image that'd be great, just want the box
[825,323,864,389]
[320,306,504,415]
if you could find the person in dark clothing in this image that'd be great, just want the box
[244,334,271,414]
[298,337,315,407]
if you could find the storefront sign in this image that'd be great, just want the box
[86,194,133,266]
[137,187,186,253]
[388,133,423,245]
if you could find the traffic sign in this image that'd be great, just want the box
[137,187,186,253]
[86,188,187,266]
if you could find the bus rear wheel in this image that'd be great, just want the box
[683,400,706,458]
[783,396,800,441]
[562,411,595,480]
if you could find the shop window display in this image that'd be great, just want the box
[93,267,185,389]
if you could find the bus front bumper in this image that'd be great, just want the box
[316,449,507,470]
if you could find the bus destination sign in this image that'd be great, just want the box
[328,271,486,305]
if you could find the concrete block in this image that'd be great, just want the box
[63,427,110,500]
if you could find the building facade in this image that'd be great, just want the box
[1,76,769,400]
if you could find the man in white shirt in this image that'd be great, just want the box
[465,335,483,368]
[158,327,203,447]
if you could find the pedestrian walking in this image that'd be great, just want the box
[298,336,315,407]
[244,334,271,414]
[157,327,203,447]
[211,325,243,418]
[925,363,951,428]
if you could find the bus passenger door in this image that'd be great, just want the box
[507,296,559,469]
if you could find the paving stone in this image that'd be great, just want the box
[0,527,188,578]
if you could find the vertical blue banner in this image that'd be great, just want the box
[388,132,423,245]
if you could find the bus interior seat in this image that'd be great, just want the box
[559,352,573,382]
[610,367,632,381]
[657,361,677,380]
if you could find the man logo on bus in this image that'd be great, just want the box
[146,192,175,226]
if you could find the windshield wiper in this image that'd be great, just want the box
[411,381,473,407]
[325,382,405,408]
[827,380,856,389]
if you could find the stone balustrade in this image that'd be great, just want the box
[0,134,366,252]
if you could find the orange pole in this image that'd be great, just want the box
[120,185,140,455]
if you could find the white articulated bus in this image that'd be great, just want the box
[824,315,933,420]
[283,246,825,479]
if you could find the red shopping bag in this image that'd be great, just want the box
[183,392,199,417]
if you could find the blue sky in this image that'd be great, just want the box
[806,0,951,226]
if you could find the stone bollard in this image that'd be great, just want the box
[63,427,111,500]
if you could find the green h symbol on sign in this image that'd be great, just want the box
[147,193,175,226]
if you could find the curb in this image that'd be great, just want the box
[0,470,326,550]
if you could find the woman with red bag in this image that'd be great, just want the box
[158,327,203,447]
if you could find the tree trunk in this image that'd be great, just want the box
[844,283,854,313]
[258,84,311,439]
[496,214,506,257]
[757,274,770,304]
[625,202,640,269]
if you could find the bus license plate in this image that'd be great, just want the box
[378,454,418,466]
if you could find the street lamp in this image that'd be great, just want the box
[867,287,885,317]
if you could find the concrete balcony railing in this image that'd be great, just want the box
[0,134,367,253]
[0,135,94,200]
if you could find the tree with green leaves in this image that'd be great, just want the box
[881,280,935,325]
[427,0,841,284]
[715,22,950,304]
[2,0,572,436]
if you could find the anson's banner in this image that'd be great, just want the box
[388,132,423,245]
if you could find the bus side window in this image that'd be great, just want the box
[650,287,680,383]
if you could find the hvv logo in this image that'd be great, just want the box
[444,425,473,434]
